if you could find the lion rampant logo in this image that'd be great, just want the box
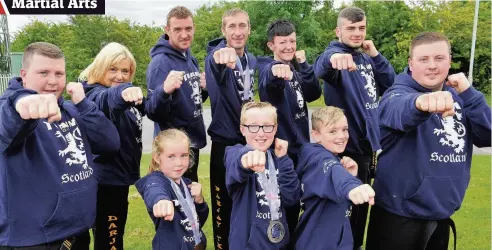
[361,70,377,102]
[433,102,466,153]
[56,127,89,169]
[255,169,280,207]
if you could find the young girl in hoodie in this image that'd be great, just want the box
[224,101,300,250]
[294,106,375,250]
[79,42,145,249]
[136,129,209,250]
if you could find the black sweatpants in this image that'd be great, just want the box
[93,184,130,250]
[339,151,372,250]
[366,205,452,250]
[183,147,200,182]
[210,141,235,250]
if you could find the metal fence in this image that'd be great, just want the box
[0,74,12,94]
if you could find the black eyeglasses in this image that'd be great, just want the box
[242,124,276,133]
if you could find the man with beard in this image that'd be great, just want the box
[145,6,207,182]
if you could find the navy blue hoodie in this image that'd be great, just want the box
[375,69,491,220]
[205,38,257,145]
[258,58,321,161]
[224,145,301,249]
[0,78,120,246]
[84,82,145,185]
[135,172,209,250]
[314,41,396,155]
[145,34,208,149]
[294,143,362,250]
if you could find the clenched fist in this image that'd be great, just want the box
[295,50,306,63]
[446,73,470,94]
[213,47,237,69]
[330,53,357,72]
[188,182,205,204]
[163,71,185,94]
[348,184,375,205]
[66,82,86,105]
[122,86,144,105]
[361,40,379,57]
[153,200,174,221]
[241,150,266,173]
[340,156,358,177]
[199,72,206,89]
[415,91,455,118]
[274,138,288,158]
[272,64,293,80]
[15,94,61,123]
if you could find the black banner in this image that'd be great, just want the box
[5,0,105,14]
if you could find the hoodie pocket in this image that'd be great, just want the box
[403,176,467,219]
[42,183,97,242]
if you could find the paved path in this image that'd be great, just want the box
[142,108,492,155]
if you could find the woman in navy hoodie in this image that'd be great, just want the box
[224,101,300,250]
[136,129,209,250]
[80,42,145,250]
[0,42,120,249]
[366,32,491,250]
[294,106,375,250]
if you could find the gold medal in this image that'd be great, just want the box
[267,220,285,243]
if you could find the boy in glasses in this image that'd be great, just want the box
[224,101,301,249]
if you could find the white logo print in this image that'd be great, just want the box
[129,107,143,143]
[56,124,89,169]
[360,68,377,102]
[255,169,280,207]
[289,80,304,110]
[433,102,466,153]
[190,80,202,105]
[173,199,198,232]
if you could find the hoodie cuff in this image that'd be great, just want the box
[408,94,431,119]
[154,84,172,103]
[195,201,208,211]
[458,86,482,105]
[276,155,294,171]
[343,182,363,202]
[75,97,93,115]
[10,89,37,107]
[371,53,386,65]
[299,61,310,70]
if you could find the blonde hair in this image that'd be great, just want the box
[222,8,250,27]
[311,106,346,131]
[148,129,195,173]
[79,42,136,86]
[240,101,277,125]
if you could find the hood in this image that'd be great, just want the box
[206,38,227,54]
[150,34,190,60]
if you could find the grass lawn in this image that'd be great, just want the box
[122,154,490,249]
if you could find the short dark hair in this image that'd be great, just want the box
[410,32,451,57]
[167,6,193,26]
[267,20,296,41]
[337,6,365,27]
[22,42,64,69]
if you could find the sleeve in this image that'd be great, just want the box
[85,83,132,122]
[224,145,255,196]
[371,54,396,96]
[145,61,172,124]
[314,49,339,84]
[205,50,228,86]
[276,155,301,207]
[195,202,209,229]
[297,62,321,102]
[0,89,39,152]
[378,88,432,132]
[135,174,173,211]
[74,98,121,153]
[259,62,286,103]
[459,87,491,147]
[307,157,362,203]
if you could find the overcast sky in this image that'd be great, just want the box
[7,0,350,37]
